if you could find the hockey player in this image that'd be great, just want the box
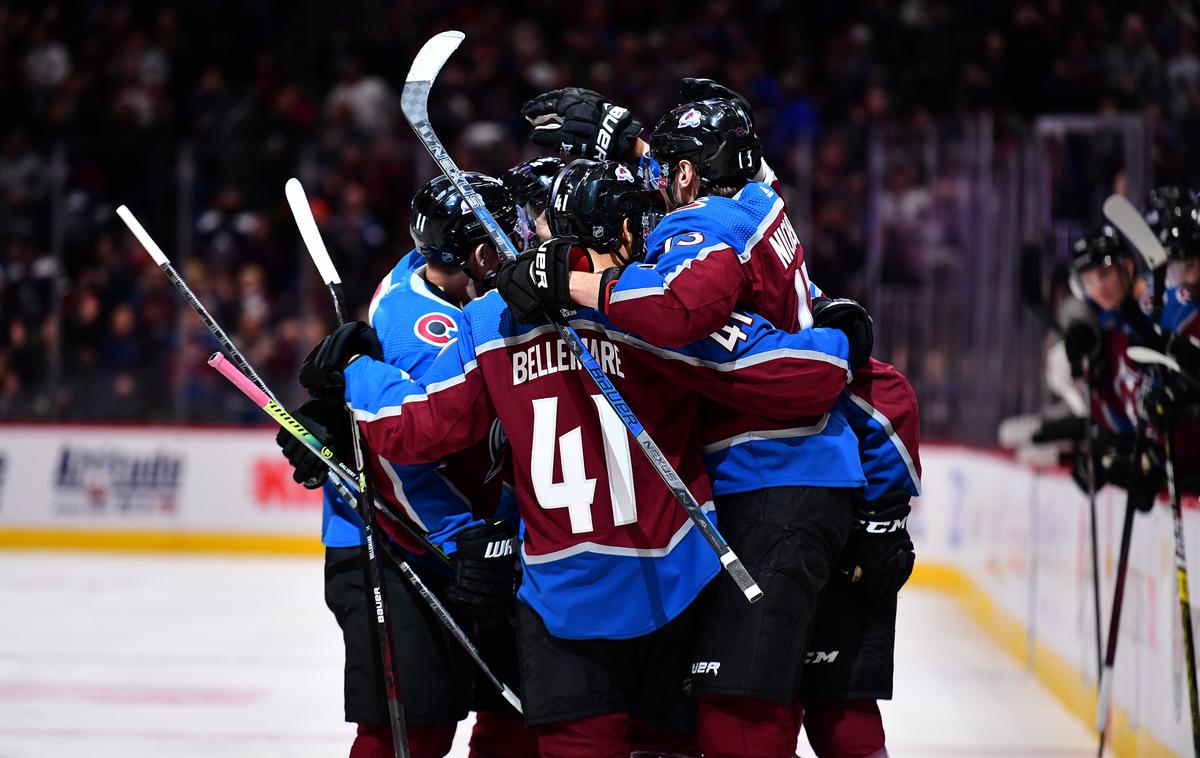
[276,172,536,758]
[501,155,564,247]
[521,83,814,343]
[518,84,872,757]
[295,199,860,755]
[797,285,921,758]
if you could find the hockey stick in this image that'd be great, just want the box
[1101,201,1200,756]
[401,30,763,604]
[116,204,448,566]
[207,354,412,757]
[285,177,523,713]
[117,206,414,757]
[1103,194,1169,322]
[1095,458,1138,756]
[1081,356,1104,688]
[210,351,522,714]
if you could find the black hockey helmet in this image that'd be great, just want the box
[647,97,762,204]
[410,172,518,280]
[546,159,660,264]
[1145,186,1200,260]
[1070,225,1131,274]
[501,156,565,214]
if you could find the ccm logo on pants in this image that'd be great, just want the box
[691,661,721,675]
[804,650,840,664]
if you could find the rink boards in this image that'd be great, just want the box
[0,425,1193,756]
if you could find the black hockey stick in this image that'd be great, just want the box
[117,206,411,757]
[1127,346,1200,758]
[1103,195,1200,756]
[1081,356,1104,685]
[1095,435,1140,756]
[286,177,523,713]
[401,30,762,604]
[117,204,450,568]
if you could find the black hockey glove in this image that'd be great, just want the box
[1063,320,1102,379]
[274,397,351,489]
[298,321,383,401]
[679,77,755,126]
[496,237,588,324]
[840,495,915,600]
[1165,331,1200,377]
[446,522,518,624]
[522,87,643,161]
[812,296,873,369]
[1124,441,1166,513]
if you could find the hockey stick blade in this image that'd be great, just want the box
[1126,346,1200,390]
[405,31,464,85]
[400,32,763,603]
[1126,345,1183,373]
[286,178,340,286]
[1103,194,1169,270]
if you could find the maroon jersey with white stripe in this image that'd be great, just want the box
[605,163,811,347]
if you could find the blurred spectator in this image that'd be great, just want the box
[0,0,1198,431]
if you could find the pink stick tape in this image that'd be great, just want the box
[207,352,271,407]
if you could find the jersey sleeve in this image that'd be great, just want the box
[639,311,852,419]
[604,239,746,347]
[840,358,922,498]
[344,325,495,466]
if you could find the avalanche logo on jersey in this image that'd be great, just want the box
[615,164,634,183]
[414,312,457,347]
[678,108,702,129]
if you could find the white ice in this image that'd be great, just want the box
[0,552,1102,757]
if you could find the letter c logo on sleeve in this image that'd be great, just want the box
[414,313,458,346]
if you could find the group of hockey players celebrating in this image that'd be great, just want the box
[1048,189,1200,502]
[274,78,922,758]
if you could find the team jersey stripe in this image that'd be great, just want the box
[845,390,922,494]
[474,318,849,376]
[367,268,396,325]
[701,415,830,454]
[739,195,786,263]
[522,502,715,563]
[350,357,478,421]
[374,453,428,531]
[662,242,735,287]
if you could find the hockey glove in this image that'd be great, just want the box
[496,237,589,324]
[679,77,755,126]
[446,522,518,624]
[1165,331,1200,377]
[522,87,643,161]
[841,494,915,600]
[274,398,351,489]
[1062,319,1102,379]
[812,296,873,369]
[298,321,383,401]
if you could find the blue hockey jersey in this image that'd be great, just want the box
[322,250,511,556]
[342,291,852,640]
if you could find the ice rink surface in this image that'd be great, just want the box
[0,551,1103,757]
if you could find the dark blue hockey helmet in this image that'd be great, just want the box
[1145,186,1200,261]
[546,159,661,263]
[409,173,518,280]
[648,98,762,202]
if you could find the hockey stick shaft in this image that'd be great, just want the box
[402,31,761,603]
[118,204,449,567]
[1166,428,1200,756]
[208,352,411,753]
[1082,358,1104,688]
[1096,476,1137,746]
[207,350,520,707]
[287,178,522,712]
[288,176,420,734]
